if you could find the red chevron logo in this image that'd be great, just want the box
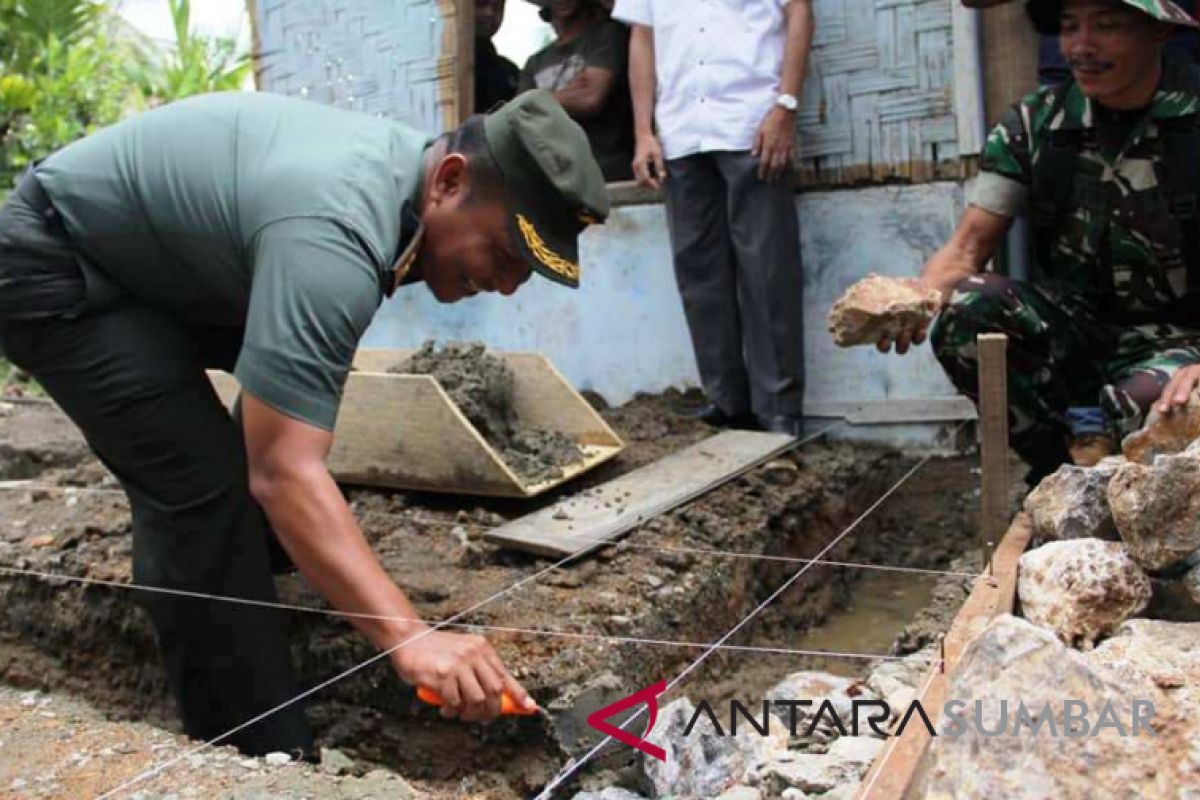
[586,680,668,762]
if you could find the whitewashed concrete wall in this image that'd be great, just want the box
[363,181,970,446]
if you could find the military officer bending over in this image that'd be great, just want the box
[0,90,608,755]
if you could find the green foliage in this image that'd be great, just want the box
[133,0,252,101]
[2,32,146,184]
[0,0,251,193]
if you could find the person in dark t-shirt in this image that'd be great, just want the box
[475,0,520,112]
[520,0,635,181]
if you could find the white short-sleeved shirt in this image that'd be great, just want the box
[612,0,789,160]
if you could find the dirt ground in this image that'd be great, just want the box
[0,390,983,799]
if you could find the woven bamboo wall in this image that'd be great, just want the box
[796,0,972,185]
[249,0,471,134]
[249,0,981,186]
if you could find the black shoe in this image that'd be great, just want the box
[683,403,759,430]
[757,415,804,437]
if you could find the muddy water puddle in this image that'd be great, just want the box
[796,570,940,675]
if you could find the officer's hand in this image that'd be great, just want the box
[874,277,944,355]
[876,326,928,356]
[1154,364,1200,415]
[753,106,796,183]
[390,629,534,723]
[633,133,667,190]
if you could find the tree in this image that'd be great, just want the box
[0,0,251,192]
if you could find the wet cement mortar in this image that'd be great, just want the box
[0,390,982,799]
[389,342,584,484]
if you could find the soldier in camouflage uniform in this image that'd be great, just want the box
[880,0,1200,484]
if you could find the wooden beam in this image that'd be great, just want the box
[981,2,1039,127]
[800,397,978,425]
[244,0,263,92]
[436,0,473,131]
[486,430,797,557]
[951,1,985,156]
[977,334,1010,571]
[856,513,1033,800]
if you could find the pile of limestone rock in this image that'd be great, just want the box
[915,395,1200,798]
[570,655,936,800]
[572,396,1200,800]
[1019,392,1200,645]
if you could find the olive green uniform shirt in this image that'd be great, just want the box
[36,92,429,430]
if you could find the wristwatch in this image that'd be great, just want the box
[775,93,799,113]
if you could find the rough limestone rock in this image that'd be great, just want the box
[1017,539,1151,647]
[864,647,934,719]
[916,615,1199,799]
[1023,463,1120,544]
[1093,619,1200,712]
[642,697,786,799]
[713,786,764,800]
[749,737,882,797]
[765,671,878,722]
[1186,563,1200,608]
[827,273,942,347]
[1108,452,1200,571]
[571,790,648,800]
[1122,390,1200,464]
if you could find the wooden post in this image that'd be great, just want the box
[977,334,1009,574]
[981,2,1039,128]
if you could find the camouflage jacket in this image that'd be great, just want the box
[972,60,1200,320]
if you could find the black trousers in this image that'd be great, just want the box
[662,151,805,420]
[0,180,313,756]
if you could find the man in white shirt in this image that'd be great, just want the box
[612,0,814,434]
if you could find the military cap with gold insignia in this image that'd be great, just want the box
[483,90,610,289]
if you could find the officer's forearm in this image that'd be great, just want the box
[251,461,428,650]
[921,205,1011,299]
[629,24,657,139]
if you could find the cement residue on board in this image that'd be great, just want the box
[389,342,584,484]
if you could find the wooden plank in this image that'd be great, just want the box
[486,430,797,557]
[353,349,624,449]
[856,513,1033,800]
[977,334,1009,565]
[607,181,664,208]
[245,0,263,90]
[802,396,978,424]
[436,0,469,130]
[951,0,986,155]
[981,0,1038,127]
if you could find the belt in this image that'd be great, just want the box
[15,169,56,219]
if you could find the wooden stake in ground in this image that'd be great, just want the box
[977,333,1009,575]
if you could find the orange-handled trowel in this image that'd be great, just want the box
[417,686,541,717]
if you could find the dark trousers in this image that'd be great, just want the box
[663,151,805,420]
[0,185,313,756]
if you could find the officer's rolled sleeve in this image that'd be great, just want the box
[612,0,653,25]
[969,172,1028,217]
[235,218,382,431]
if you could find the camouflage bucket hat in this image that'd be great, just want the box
[1026,0,1198,34]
